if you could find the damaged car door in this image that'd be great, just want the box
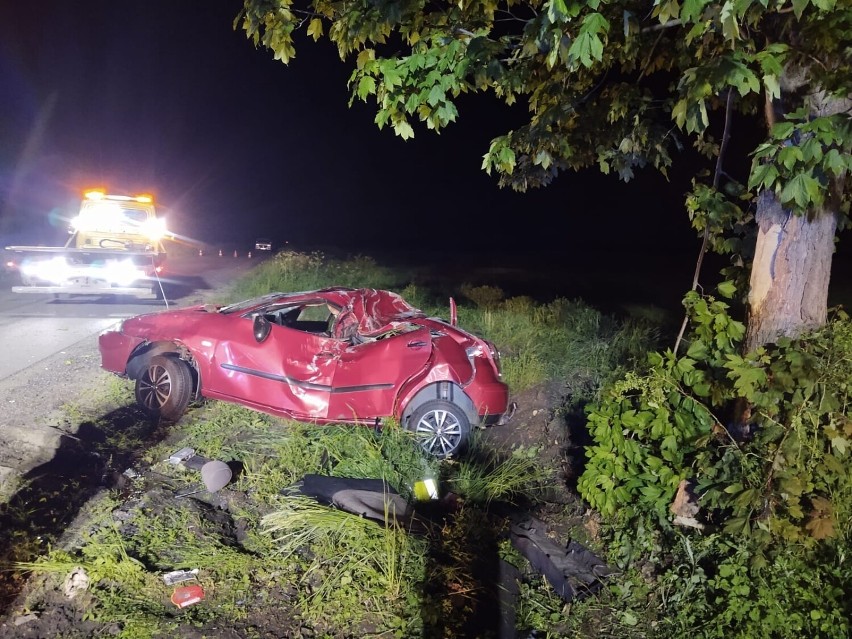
[327,325,433,422]
[206,302,337,420]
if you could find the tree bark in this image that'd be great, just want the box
[745,193,839,352]
[744,80,849,353]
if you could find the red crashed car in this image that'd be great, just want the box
[99,287,515,457]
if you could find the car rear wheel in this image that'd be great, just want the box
[135,354,193,420]
[407,400,471,458]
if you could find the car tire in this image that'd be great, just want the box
[135,354,193,420]
[407,400,471,458]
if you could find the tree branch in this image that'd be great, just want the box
[641,19,682,33]
[673,88,735,356]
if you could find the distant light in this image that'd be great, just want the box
[135,194,153,203]
[84,190,106,200]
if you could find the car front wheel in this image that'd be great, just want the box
[407,400,471,458]
[135,354,193,420]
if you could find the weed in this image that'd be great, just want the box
[262,495,427,629]
[448,442,553,506]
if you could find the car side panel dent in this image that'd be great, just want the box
[328,327,432,421]
[209,322,335,419]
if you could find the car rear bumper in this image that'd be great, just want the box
[468,380,513,425]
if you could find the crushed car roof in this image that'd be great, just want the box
[220,287,428,335]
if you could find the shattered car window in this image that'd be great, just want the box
[249,301,335,335]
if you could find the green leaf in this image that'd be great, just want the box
[723,515,750,535]
[824,149,846,176]
[547,0,569,22]
[392,119,415,140]
[831,436,848,455]
[427,84,445,107]
[763,74,780,100]
[717,280,736,298]
[780,173,821,209]
[640,485,663,500]
[672,99,687,129]
[791,0,809,19]
[720,0,739,40]
[778,145,804,170]
[748,162,779,190]
[771,122,795,139]
[686,339,709,360]
[307,18,324,40]
[681,0,708,22]
[569,13,610,67]
[357,76,376,100]
[677,357,696,374]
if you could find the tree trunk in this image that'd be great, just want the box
[744,193,839,352]
[744,80,849,353]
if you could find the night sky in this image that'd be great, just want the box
[0,0,801,309]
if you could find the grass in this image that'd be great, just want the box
[7,249,661,638]
[447,440,554,506]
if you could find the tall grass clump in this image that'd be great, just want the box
[459,293,659,393]
[261,495,427,632]
[447,441,554,506]
[225,250,406,301]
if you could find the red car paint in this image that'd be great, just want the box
[99,287,513,456]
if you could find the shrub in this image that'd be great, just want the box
[579,285,852,638]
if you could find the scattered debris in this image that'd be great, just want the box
[671,479,704,530]
[200,460,232,492]
[412,478,439,501]
[170,583,205,609]
[167,447,195,465]
[165,447,233,495]
[162,568,200,586]
[62,566,90,599]
[164,566,205,609]
[13,613,39,626]
[509,516,616,602]
[121,468,140,480]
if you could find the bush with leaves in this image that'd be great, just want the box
[578,284,852,638]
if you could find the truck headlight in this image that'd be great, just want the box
[21,257,72,284]
[109,259,145,286]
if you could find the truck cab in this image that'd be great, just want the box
[71,191,166,254]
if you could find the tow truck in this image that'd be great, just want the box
[5,190,169,299]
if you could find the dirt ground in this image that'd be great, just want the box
[0,274,595,638]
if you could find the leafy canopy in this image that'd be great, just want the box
[237,0,851,217]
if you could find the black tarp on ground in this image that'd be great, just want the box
[509,515,617,603]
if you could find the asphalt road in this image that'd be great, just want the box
[0,254,259,382]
